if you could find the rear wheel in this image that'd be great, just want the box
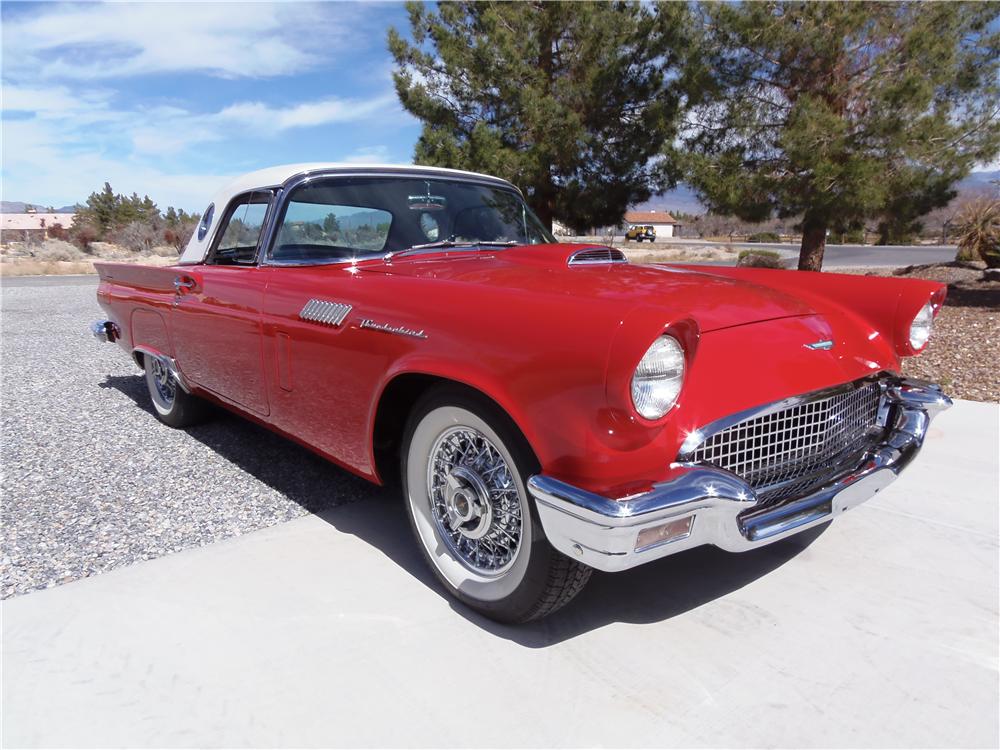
[402,387,591,623]
[143,355,209,428]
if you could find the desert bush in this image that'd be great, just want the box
[88,242,130,259]
[48,222,70,241]
[31,240,85,262]
[955,198,1000,268]
[107,221,158,253]
[70,222,100,251]
[737,249,785,269]
[746,231,780,243]
[148,244,180,257]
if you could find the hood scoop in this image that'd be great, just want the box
[567,246,628,267]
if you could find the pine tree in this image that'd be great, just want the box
[78,182,118,232]
[388,1,689,230]
[675,1,1000,270]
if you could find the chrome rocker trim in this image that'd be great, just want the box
[528,377,952,573]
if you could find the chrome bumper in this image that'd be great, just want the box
[528,377,952,573]
[90,319,120,343]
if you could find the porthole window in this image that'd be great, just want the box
[197,203,215,242]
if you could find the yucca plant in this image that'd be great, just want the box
[955,198,1000,268]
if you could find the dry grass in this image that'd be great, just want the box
[0,260,98,276]
[0,254,178,276]
[624,245,739,264]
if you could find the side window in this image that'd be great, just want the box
[271,194,392,263]
[209,191,271,265]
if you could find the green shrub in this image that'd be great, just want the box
[746,231,780,243]
[828,228,866,245]
[737,249,785,268]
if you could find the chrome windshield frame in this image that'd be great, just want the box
[256,169,545,269]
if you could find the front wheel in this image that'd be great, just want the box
[402,388,591,623]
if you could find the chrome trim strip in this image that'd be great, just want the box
[528,376,951,573]
[299,299,352,327]
[567,246,628,266]
[804,339,834,350]
[132,346,192,393]
[258,170,524,268]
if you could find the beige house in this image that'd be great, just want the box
[1,212,76,241]
[624,210,681,238]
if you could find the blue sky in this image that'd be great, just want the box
[1,1,422,210]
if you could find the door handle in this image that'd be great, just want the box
[173,276,196,291]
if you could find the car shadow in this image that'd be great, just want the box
[100,373,828,646]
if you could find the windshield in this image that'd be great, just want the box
[269,175,554,264]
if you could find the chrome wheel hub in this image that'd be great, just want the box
[428,427,522,575]
[443,466,493,540]
[151,358,176,406]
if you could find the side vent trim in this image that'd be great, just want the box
[567,246,628,267]
[299,299,352,327]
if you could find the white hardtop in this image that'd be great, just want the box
[179,163,514,264]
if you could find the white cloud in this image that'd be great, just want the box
[1,90,408,208]
[0,3,417,210]
[215,93,400,132]
[1,2,351,80]
[341,145,392,164]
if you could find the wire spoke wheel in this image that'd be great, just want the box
[149,357,176,408]
[427,427,522,576]
[404,391,592,621]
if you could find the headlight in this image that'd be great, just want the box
[909,301,935,350]
[631,335,685,419]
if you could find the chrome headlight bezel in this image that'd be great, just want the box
[630,335,686,420]
[908,301,935,351]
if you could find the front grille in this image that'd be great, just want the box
[687,381,884,507]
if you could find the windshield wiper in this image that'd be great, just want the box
[385,239,518,261]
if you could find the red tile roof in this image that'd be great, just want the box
[624,211,679,224]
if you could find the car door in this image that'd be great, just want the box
[257,181,401,477]
[170,191,272,416]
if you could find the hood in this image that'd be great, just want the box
[361,243,815,332]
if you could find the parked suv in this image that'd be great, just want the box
[625,225,656,242]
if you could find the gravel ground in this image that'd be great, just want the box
[837,262,1000,403]
[1,278,380,599]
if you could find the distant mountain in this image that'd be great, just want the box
[636,169,1000,216]
[337,210,389,230]
[1,201,76,213]
[634,183,705,216]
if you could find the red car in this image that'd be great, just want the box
[92,164,951,622]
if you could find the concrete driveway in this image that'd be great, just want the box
[3,400,997,748]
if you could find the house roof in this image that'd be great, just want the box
[1,213,76,231]
[624,210,679,225]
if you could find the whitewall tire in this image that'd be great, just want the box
[402,386,591,622]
